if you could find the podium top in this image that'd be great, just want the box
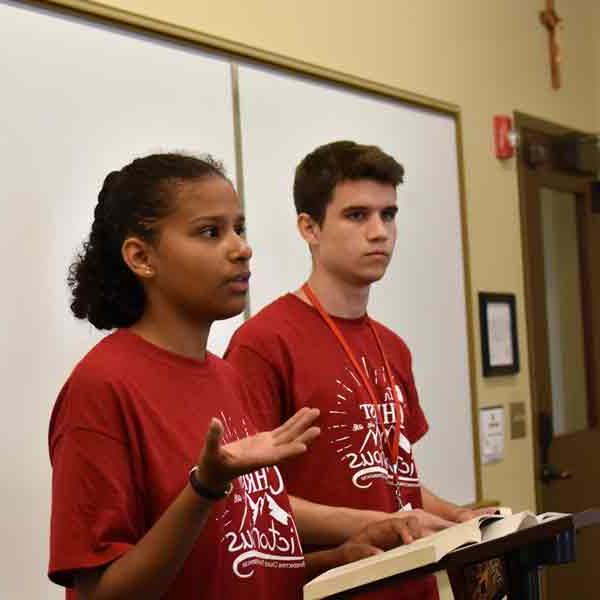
[573,508,600,530]
[341,510,600,599]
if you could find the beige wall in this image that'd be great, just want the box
[56,0,599,511]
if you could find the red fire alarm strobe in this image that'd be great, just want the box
[493,115,515,159]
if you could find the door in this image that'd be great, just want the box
[517,121,600,599]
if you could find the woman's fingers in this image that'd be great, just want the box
[272,407,320,442]
[194,419,230,490]
[265,430,318,463]
[199,409,320,480]
[294,425,321,447]
[203,418,224,457]
[271,407,314,435]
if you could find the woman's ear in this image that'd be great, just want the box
[121,236,155,279]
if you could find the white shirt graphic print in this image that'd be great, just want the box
[215,412,305,579]
[327,358,421,509]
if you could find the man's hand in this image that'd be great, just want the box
[351,515,423,548]
[195,407,320,491]
[401,508,456,534]
[303,511,434,578]
[326,506,456,542]
[333,515,423,568]
[359,508,455,537]
[421,485,505,525]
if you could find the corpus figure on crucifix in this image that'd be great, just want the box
[540,0,562,89]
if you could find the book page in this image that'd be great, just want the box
[537,511,571,522]
[481,511,538,542]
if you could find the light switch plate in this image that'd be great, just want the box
[510,402,527,439]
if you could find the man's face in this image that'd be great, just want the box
[309,179,398,286]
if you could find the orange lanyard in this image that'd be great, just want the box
[302,283,401,468]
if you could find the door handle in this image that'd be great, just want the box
[538,410,572,484]
[541,463,572,485]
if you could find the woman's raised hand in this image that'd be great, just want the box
[195,407,320,492]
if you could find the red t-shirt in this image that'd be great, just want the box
[226,294,438,599]
[48,329,305,600]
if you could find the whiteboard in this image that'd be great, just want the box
[0,2,237,598]
[237,64,476,505]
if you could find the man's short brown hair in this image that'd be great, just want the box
[293,140,404,224]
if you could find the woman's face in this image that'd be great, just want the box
[146,176,252,323]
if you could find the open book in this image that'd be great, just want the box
[303,510,569,600]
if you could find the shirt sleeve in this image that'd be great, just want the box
[224,343,286,432]
[379,323,429,446]
[48,371,144,587]
[407,370,429,444]
[402,348,429,445]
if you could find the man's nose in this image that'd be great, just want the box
[366,215,388,239]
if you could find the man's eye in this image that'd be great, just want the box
[235,224,246,236]
[382,210,397,222]
[346,211,365,221]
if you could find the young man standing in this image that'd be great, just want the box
[226,141,488,599]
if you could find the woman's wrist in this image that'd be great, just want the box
[188,465,232,501]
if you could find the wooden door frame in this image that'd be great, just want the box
[515,112,597,511]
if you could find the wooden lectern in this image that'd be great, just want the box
[333,510,600,600]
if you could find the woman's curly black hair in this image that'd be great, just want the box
[68,153,226,330]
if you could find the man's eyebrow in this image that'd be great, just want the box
[341,204,398,212]
[341,205,369,211]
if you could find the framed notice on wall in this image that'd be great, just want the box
[478,292,520,376]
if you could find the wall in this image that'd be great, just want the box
[50,0,600,512]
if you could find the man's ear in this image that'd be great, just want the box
[121,236,156,279]
[297,213,321,247]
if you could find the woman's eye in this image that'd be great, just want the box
[235,224,246,236]
[197,226,219,238]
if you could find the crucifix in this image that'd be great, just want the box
[539,0,562,89]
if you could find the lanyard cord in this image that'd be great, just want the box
[301,283,401,468]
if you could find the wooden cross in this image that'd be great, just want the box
[539,0,562,89]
